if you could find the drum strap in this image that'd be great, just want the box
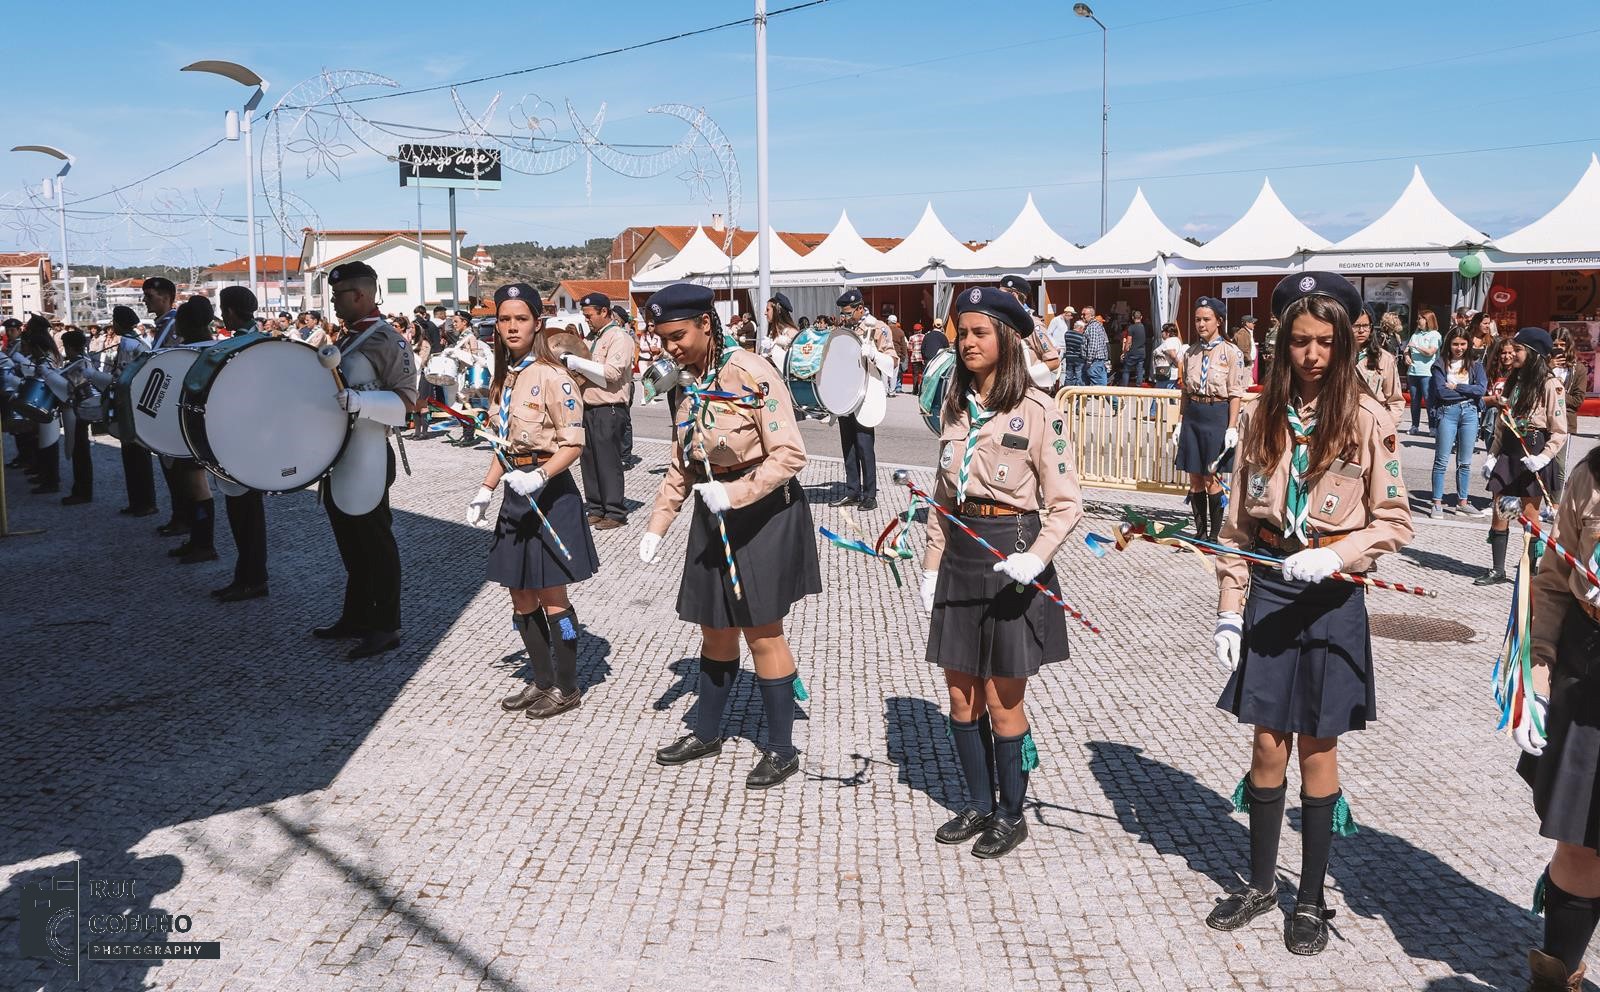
[151,310,178,350]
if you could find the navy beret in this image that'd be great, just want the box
[110,306,138,329]
[328,261,377,285]
[4,316,24,329]
[1194,296,1227,322]
[1514,326,1553,358]
[1271,271,1362,323]
[769,291,793,314]
[578,291,610,310]
[953,286,1030,335]
[218,285,257,316]
[836,288,863,308]
[494,283,541,313]
[998,274,1031,296]
[647,282,715,324]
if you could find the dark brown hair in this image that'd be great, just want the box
[1242,294,1363,482]
[1507,350,1553,423]
[941,313,1029,425]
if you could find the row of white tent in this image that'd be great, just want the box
[630,156,1600,291]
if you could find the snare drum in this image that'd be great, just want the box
[114,346,205,457]
[17,376,61,423]
[423,354,458,386]
[640,358,684,405]
[917,348,958,436]
[466,364,491,391]
[815,329,868,418]
[782,327,831,416]
[180,333,351,493]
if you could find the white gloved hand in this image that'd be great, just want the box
[870,350,897,379]
[1514,692,1549,757]
[1282,547,1343,583]
[1522,453,1552,473]
[337,388,361,414]
[769,344,789,371]
[563,353,610,386]
[639,531,663,564]
[993,552,1046,586]
[1224,427,1240,451]
[466,485,494,528]
[1171,422,1183,446]
[693,480,732,514]
[1585,582,1600,607]
[1027,360,1055,388]
[1482,459,1496,480]
[505,468,546,497]
[1214,612,1243,672]
[920,570,938,612]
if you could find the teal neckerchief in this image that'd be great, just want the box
[1284,401,1317,541]
[955,393,998,505]
[498,353,536,439]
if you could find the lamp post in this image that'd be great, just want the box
[182,60,269,300]
[1074,3,1108,237]
[754,0,772,348]
[11,145,74,324]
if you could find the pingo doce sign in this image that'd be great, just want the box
[397,144,502,190]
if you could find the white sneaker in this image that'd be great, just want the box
[1429,503,1444,520]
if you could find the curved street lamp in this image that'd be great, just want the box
[11,144,75,324]
[182,60,270,300]
[1074,3,1108,237]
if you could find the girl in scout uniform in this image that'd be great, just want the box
[918,286,1082,860]
[1174,296,1249,543]
[638,282,822,791]
[1352,304,1404,429]
[1513,448,1600,992]
[1476,327,1568,586]
[467,283,600,721]
[1208,272,1413,955]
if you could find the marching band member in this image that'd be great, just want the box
[211,286,270,601]
[19,316,62,494]
[1208,272,1412,955]
[919,287,1081,859]
[1476,327,1567,586]
[445,313,490,447]
[831,288,895,510]
[759,291,801,369]
[59,329,93,505]
[1513,446,1600,992]
[83,306,157,516]
[165,297,219,564]
[313,262,418,660]
[1173,295,1250,543]
[141,278,191,539]
[468,283,600,720]
[998,274,1062,389]
[1352,304,1404,430]
[569,291,634,530]
[4,316,38,474]
[638,282,821,790]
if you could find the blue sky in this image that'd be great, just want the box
[2,0,1598,266]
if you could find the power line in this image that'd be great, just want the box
[70,138,229,207]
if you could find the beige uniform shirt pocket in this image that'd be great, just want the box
[1308,461,1365,531]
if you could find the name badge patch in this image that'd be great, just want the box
[1319,493,1340,515]
[1001,433,1029,450]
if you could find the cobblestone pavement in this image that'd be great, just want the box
[0,427,1583,991]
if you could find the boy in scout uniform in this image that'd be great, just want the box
[565,291,635,530]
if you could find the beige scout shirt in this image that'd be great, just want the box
[1180,338,1250,401]
[922,390,1084,572]
[1216,394,1414,614]
[1531,457,1600,665]
[488,359,585,458]
[581,323,636,406]
[1356,349,1405,429]
[648,348,808,534]
[345,318,420,407]
[856,314,895,356]
[1026,316,1060,367]
[1489,375,1569,461]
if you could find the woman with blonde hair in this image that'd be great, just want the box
[1405,308,1441,435]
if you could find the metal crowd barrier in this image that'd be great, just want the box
[1053,385,1189,494]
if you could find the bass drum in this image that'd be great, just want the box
[114,347,204,457]
[918,348,958,436]
[180,333,350,493]
[782,327,831,417]
[816,329,867,418]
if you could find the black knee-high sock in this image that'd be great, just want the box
[190,498,215,551]
[1207,491,1225,542]
[1490,528,1509,573]
[1297,791,1340,907]
[1543,875,1600,975]
[1246,776,1287,893]
[514,611,554,689]
[992,731,1030,821]
[693,657,739,742]
[950,719,995,815]
[977,713,997,811]
[547,608,580,694]
[756,673,797,760]
[1189,491,1208,538]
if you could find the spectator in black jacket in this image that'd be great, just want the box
[920,319,949,362]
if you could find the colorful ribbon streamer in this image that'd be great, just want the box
[1492,537,1542,740]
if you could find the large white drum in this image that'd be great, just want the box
[816,329,868,417]
[179,334,351,492]
[115,347,205,457]
[424,354,458,386]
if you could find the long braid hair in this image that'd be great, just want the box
[1242,294,1363,482]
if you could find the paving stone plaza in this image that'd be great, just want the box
[2,416,1590,991]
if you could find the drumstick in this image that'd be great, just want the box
[891,471,1100,634]
[1498,410,1555,506]
[1519,514,1600,589]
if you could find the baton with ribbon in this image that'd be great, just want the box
[495,450,572,562]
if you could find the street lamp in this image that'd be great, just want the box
[182,60,269,300]
[1074,3,1108,237]
[11,144,74,324]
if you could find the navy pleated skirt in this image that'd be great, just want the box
[1176,399,1234,475]
[486,470,599,589]
[1489,427,1558,501]
[1519,610,1600,850]
[676,476,821,629]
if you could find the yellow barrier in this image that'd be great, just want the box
[1054,385,1191,494]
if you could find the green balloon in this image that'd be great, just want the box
[1458,253,1483,279]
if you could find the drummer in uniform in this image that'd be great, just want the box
[638,282,822,790]
[83,305,158,516]
[759,291,801,370]
[566,291,635,530]
[166,297,219,564]
[1173,295,1250,543]
[314,261,418,660]
[140,277,190,539]
[998,274,1062,390]
[211,286,270,601]
[831,288,895,510]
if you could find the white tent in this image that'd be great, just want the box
[968,195,1082,270]
[799,210,886,275]
[731,227,808,272]
[1063,188,1188,272]
[630,227,732,287]
[1176,179,1329,267]
[1331,166,1487,251]
[1496,154,1600,255]
[866,203,976,276]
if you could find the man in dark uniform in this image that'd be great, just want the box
[89,306,157,515]
[211,286,270,602]
[413,305,440,351]
[832,288,892,510]
[141,277,187,538]
[568,291,634,529]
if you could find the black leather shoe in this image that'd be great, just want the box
[216,583,267,602]
[347,630,400,660]
[1284,901,1333,955]
[61,493,91,505]
[523,687,582,719]
[1473,569,1511,586]
[857,497,877,511]
[935,808,994,845]
[1205,885,1278,931]
[745,750,800,789]
[167,542,193,558]
[828,493,859,508]
[312,621,368,640]
[156,521,189,537]
[971,814,1028,859]
[128,505,159,518]
[178,547,219,565]
[500,683,551,712]
[30,483,58,494]
[655,733,724,766]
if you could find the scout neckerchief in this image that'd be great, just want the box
[955,392,998,505]
[339,311,386,355]
[1197,336,1223,391]
[1284,400,1317,542]
[498,350,537,440]
[151,309,178,349]
[678,343,760,467]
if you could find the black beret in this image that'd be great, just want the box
[836,288,863,308]
[111,305,138,328]
[769,291,793,314]
[998,274,1032,296]
[494,283,542,313]
[1194,296,1227,322]
[328,261,378,285]
[176,295,215,324]
[646,283,715,324]
[25,314,50,336]
[1271,271,1362,323]
[141,276,175,296]
[218,285,257,316]
[578,291,610,310]
[1,317,21,329]
[1514,326,1554,358]
[953,286,1030,335]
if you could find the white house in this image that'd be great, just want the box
[198,255,304,313]
[0,252,52,320]
[299,229,480,315]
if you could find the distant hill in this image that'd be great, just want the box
[475,238,610,295]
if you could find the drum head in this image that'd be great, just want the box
[192,338,348,492]
[919,349,958,417]
[424,355,457,385]
[128,349,200,456]
[816,331,867,416]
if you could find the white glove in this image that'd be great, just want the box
[338,388,361,414]
[563,353,610,386]
[639,531,663,564]
[920,570,938,612]
[993,552,1046,586]
[1514,692,1549,757]
[466,485,494,528]
[871,351,897,379]
[1027,360,1055,388]
[505,468,547,497]
[1282,547,1342,583]
[1482,459,1495,480]
[1214,612,1242,672]
[1224,427,1239,451]
[693,480,732,514]
[769,344,789,371]
[1522,453,1552,473]
[1586,583,1600,607]
[1171,422,1183,446]
[339,388,409,427]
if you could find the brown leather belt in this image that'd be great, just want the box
[1253,522,1330,554]
[688,456,762,481]
[1187,395,1229,405]
[957,498,1025,517]
[504,452,552,469]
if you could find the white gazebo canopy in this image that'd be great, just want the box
[732,227,808,272]
[1496,154,1600,254]
[866,203,976,276]
[1068,188,1188,269]
[1180,179,1329,262]
[631,226,731,286]
[968,195,1083,270]
[1333,166,1488,250]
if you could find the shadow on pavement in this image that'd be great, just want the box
[884,696,963,813]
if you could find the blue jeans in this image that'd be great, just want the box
[1118,350,1146,387]
[1408,373,1430,430]
[1431,402,1480,504]
[1086,360,1108,386]
[1059,361,1085,387]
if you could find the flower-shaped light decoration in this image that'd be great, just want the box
[285,114,356,181]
